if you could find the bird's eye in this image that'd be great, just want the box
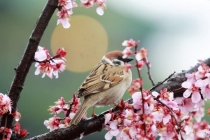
[113,59,121,65]
[117,56,123,61]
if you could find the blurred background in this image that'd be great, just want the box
[0,0,210,139]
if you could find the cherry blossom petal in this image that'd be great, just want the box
[167,101,179,110]
[152,91,159,98]
[184,125,193,135]
[35,51,47,61]
[183,89,191,98]
[129,127,137,139]
[57,18,70,29]
[201,87,210,99]
[80,0,88,3]
[35,62,39,67]
[163,114,171,125]
[122,40,128,46]
[191,92,201,103]
[35,66,41,75]
[96,6,104,16]
[69,112,75,119]
[132,92,142,110]
[105,131,113,140]
[110,129,120,136]
[196,130,205,138]
[124,119,132,126]
[65,1,73,9]
[104,113,112,124]
[135,52,141,61]
[195,79,208,87]
[110,120,118,129]
[152,111,163,122]
[182,81,192,89]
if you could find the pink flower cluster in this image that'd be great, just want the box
[182,63,210,103]
[0,109,27,140]
[57,0,77,28]
[44,93,81,131]
[0,93,11,116]
[57,0,106,28]
[81,0,106,16]
[13,122,28,138]
[34,46,66,79]
[128,78,143,94]
[122,39,150,71]
[104,88,210,140]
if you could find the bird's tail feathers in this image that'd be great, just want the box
[70,100,91,125]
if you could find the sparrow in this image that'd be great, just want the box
[70,50,133,125]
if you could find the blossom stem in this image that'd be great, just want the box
[150,72,175,91]
[66,93,76,117]
[145,62,155,86]
[134,44,146,135]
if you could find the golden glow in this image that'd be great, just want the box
[51,15,108,72]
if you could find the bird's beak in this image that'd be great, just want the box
[124,57,133,62]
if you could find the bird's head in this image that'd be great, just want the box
[102,50,133,66]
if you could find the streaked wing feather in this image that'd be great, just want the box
[78,62,124,97]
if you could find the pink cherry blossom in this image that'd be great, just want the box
[194,64,209,80]
[195,73,210,99]
[57,0,77,29]
[105,120,120,140]
[104,113,112,125]
[52,59,66,78]
[81,0,94,8]
[174,97,195,114]
[125,63,132,72]
[13,111,21,122]
[122,39,136,47]
[44,116,61,131]
[34,46,48,61]
[122,47,133,58]
[193,121,210,139]
[132,92,142,110]
[136,60,144,70]
[34,47,66,79]
[96,0,106,16]
[0,93,11,116]
[192,106,204,122]
[182,81,201,103]
[185,73,196,83]
[54,47,67,60]
[136,48,148,61]
[57,9,72,28]
[132,78,143,89]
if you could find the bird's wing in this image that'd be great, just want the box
[77,62,125,98]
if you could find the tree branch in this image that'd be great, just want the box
[28,58,210,140]
[0,0,58,136]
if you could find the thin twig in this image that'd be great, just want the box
[134,44,146,136]
[66,94,76,117]
[150,72,176,91]
[145,62,155,86]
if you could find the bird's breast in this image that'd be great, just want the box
[95,69,132,106]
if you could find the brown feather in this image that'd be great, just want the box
[78,62,124,98]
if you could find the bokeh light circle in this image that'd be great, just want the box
[51,15,108,72]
